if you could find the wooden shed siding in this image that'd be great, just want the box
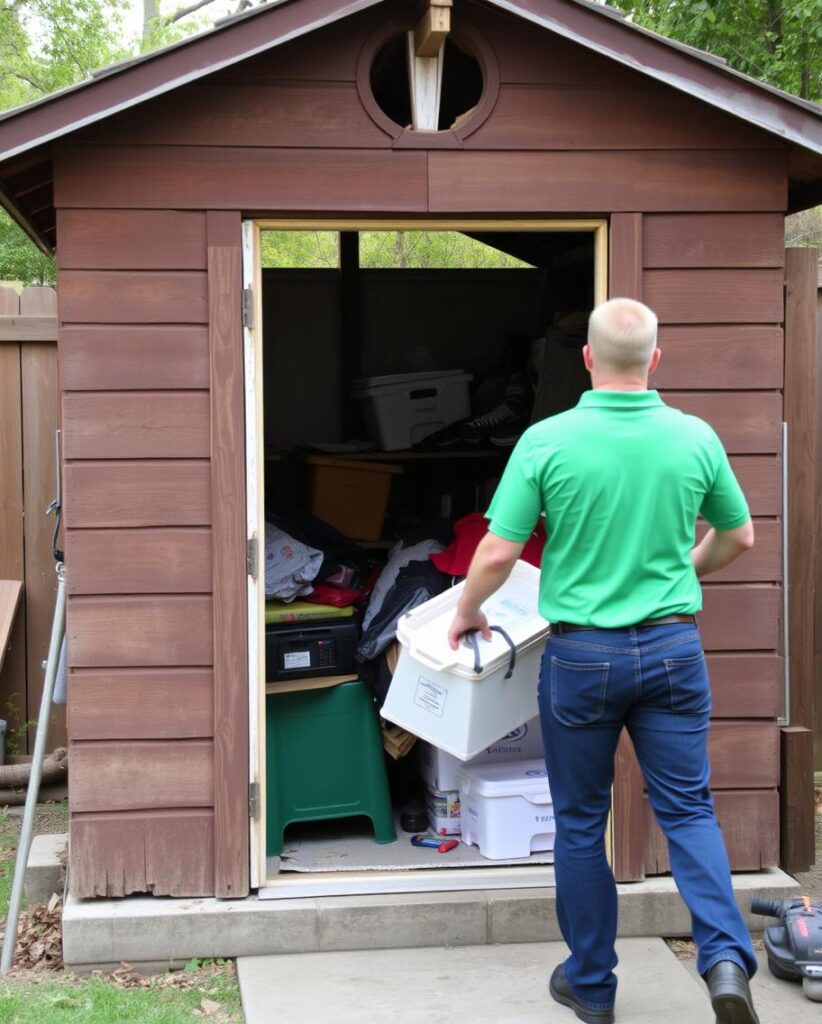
[70,810,215,897]
[71,739,214,812]
[639,205,784,872]
[68,669,214,740]
[661,391,781,454]
[57,207,217,896]
[644,791,780,873]
[728,456,780,516]
[65,528,213,594]
[57,210,208,270]
[64,461,211,528]
[60,270,209,324]
[55,7,790,897]
[67,595,213,667]
[652,326,783,390]
[60,325,210,391]
[63,392,210,460]
[643,213,785,268]
[430,150,785,213]
[644,269,784,324]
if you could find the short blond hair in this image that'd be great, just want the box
[588,298,658,374]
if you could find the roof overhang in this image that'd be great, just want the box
[1,0,821,254]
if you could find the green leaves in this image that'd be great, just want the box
[609,0,822,101]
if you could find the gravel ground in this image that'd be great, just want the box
[793,806,822,897]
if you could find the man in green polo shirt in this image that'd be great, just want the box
[447,298,759,1024]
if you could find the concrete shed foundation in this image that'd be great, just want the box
[62,868,799,971]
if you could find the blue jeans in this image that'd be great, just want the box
[538,622,757,1012]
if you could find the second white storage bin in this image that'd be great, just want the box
[459,759,555,860]
[351,370,473,450]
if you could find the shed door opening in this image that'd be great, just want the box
[247,222,604,892]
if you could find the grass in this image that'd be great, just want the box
[0,804,243,1022]
[0,967,242,1023]
[0,805,22,918]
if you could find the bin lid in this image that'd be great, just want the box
[396,561,549,680]
[351,370,472,397]
[458,758,551,799]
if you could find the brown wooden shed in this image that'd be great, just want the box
[0,0,819,903]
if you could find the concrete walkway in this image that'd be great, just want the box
[238,938,699,1023]
[237,938,816,1024]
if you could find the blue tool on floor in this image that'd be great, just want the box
[410,834,459,853]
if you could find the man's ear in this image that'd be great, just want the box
[648,347,662,375]
[583,344,594,372]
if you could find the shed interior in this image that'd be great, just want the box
[259,226,595,879]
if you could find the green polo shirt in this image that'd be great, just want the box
[486,389,750,627]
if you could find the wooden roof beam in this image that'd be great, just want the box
[414,0,452,58]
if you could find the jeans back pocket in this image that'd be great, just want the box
[664,652,711,714]
[550,656,610,727]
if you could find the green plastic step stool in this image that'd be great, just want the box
[266,679,397,857]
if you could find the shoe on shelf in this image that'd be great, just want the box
[549,964,615,1024]
[460,378,531,447]
[706,960,760,1024]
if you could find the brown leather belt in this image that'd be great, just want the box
[551,614,696,635]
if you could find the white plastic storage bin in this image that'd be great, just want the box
[418,717,544,793]
[351,370,473,451]
[459,759,555,860]
[381,561,549,760]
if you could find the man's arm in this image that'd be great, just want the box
[691,520,754,577]
[447,533,525,650]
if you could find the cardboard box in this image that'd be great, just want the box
[418,716,544,793]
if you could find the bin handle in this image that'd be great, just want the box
[465,626,517,679]
[408,645,449,672]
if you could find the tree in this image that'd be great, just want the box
[608,0,821,102]
[0,1,258,284]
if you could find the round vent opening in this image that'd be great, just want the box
[369,33,484,133]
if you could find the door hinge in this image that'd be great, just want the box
[249,781,260,820]
[247,535,259,579]
[242,287,254,329]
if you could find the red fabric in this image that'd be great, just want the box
[431,512,546,576]
[306,583,365,608]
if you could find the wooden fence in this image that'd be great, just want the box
[817,260,822,774]
[0,285,63,752]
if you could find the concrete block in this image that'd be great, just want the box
[488,888,562,944]
[25,833,67,905]
[316,891,489,951]
[62,893,319,966]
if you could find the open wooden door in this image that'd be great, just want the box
[781,247,819,874]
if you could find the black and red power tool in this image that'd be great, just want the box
[752,895,822,1001]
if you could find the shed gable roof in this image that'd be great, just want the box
[2,0,821,253]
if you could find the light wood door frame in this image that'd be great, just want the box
[244,217,609,890]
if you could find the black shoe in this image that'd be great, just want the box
[460,378,531,445]
[549,964,615,1024]
[706,961,760,1024]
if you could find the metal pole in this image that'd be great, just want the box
[0,562,66,974]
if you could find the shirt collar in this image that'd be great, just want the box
[576,389,664,410]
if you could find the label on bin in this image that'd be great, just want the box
[414,676,447,717]
[284,650,311,670]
